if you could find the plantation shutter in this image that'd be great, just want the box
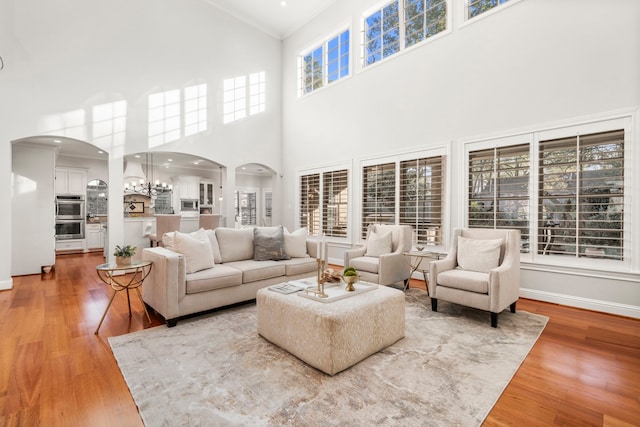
[538,129,624,260]
[469,144,530,251]
[300,173,320,235]
[362,162,396,238]
[400,156,443,246]
[322,169,348,238]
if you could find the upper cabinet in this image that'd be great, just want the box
[199,180,215,207]
[56,167,87,195]
[174,176,200,200]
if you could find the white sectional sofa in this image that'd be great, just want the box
[142,226,317,327]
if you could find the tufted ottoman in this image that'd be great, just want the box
[256,284,405,375]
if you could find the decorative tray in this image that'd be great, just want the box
[295,280,378,303]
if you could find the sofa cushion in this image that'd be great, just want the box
[203,229,223,264]
[185,264,243,294]
[215,227,254,263]
[254,226,290,261]
[457,236,502,273]
[224,260,286,284]
[349,256,380,274]
[365,230,392,257]
[284,227,309,258]
[437,268,489,294]
[173,230,214,274]
[280,257,317,276]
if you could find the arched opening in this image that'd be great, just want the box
[11,135,108,275]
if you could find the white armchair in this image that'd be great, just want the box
[344,224,412,287]
[429,228,521,327]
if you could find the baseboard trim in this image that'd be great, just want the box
[0,277,14,291]
[520,288,640,319]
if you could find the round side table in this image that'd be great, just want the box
[95,260,153,334]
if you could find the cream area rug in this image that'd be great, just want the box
[109,289,548,426]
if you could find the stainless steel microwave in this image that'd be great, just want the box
[180,199,198,211]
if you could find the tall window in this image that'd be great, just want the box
[466,0,511,20]
[362,162,397,238]
[223,76,246,124]
[299,28,350,97]
[468,144,530,251]
[184,84,207,136]
[300,174,321,234]
[538,130,624,260]
[322,170,349,238]
[400,156,443,246]
[148,89,181,147]
[249,72,266,116]
[404,0,447,48]
[363,0,447,67]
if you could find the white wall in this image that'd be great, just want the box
[281,0,640,316]
[1,0,283,281]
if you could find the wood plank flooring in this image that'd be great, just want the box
[1,252,638,426]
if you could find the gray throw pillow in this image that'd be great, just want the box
[254,226,290,261]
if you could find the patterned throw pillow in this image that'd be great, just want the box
[254,226,291,261]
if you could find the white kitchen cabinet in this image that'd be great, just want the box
[174,176,200,200]
[56,167,87,195]
[86,223,105,249]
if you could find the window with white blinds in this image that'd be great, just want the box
[362,162,397,238]
[400,156,443,246]
[538,130,624,260]
[300,174,321,235]
[322,170,349,238]
[468,144,530,252]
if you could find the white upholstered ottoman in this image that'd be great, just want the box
[256,284,405,375]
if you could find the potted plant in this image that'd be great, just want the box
[114,244,136,266]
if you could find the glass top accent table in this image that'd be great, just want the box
[402,251,446,294]
[94,260,153,334]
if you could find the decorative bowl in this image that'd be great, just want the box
[342,273,359,292]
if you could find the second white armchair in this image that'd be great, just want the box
[344,224,412,287]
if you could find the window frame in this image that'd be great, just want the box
[463,115,634,273]
[297,26,352,98]
[359,147,448,250]
[459,0,523,28]
[297,163,352,240]
[360,0,451,70]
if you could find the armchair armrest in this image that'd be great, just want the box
[344,246,366,267]
[141,247,186,321]
[429,254,456,295]
[377,250,410,285]
[487,245,521,312]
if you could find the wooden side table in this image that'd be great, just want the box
[402,251,446,294]
[94,260,153,334]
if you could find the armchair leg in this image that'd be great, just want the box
[167,319,178,328]
[510,302,517,313]
[491,312,498,328]
[431,298,438,312]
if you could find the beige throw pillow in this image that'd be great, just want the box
[203,229,223,264]
[365,230,393,257]
[284,227,308,258]
[173,230,215,274]
[457,236,502,273]
[215,227,254,263]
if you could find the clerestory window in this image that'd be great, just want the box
[298,28,350,97]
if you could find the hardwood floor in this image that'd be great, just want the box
[1,252,638,426]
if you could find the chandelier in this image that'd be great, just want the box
[123,153,173,197]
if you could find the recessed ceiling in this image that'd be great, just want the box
[203,0,336,39]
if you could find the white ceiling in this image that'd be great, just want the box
[203,0,336,39]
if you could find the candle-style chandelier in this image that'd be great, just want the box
[123,153,172,197]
